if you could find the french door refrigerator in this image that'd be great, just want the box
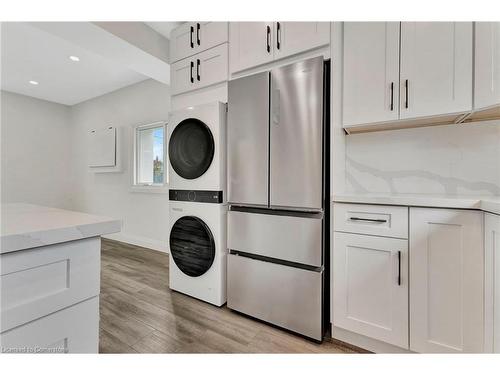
[226,56,330,341]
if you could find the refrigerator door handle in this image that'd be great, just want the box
[272,88,280,125]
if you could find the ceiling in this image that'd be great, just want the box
[145,22,184,39]
[1,22,178,106]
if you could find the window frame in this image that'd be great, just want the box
[131,121,168,194]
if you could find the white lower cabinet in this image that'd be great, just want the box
[333,232,409,349]
[0,297,99,353]
[409,208,484,353]
[485,213,500,352]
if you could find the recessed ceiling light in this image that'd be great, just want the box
[29,80,39,85]
[69,55,80,62]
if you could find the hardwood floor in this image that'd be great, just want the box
[99,239,364,354]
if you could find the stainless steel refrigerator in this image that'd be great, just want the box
[226,56,330,341]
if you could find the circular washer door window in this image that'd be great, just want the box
[169,216,216,277]
[169,118,215,180]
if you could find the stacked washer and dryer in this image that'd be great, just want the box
[167,101,228,306]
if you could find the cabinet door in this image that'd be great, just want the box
[343,22,400,127]
[333,232,409,349]
[410,208,484,353]
[400,22,473,119]
[171,57,196,95]
[171,22,228,63]
[197,22,228,52]
[194,44,228,91]
[475,22,500,111]
[485,213,500,353]
[170,22,196,63]
[229,22,274,73]
[273,22,330,60]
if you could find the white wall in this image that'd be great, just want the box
[1,91,73,208]
[70,79,171,252]
[344,120,500,196]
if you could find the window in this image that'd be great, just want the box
[133,122,167,188]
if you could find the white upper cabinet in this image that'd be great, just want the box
[400,22,473,120]
[409,208,484,353]
[342,22,475,132]
[333,232,409,349]
[229,22,274,73]
[171,44,228,96]
[170,22,228,63]
[474,22,500,111]
[229,22,330,74]
[273,22,330,60]
[343,22,400,127]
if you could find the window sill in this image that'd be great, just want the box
[130,185,169,194]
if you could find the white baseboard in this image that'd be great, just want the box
[103,232,169,253]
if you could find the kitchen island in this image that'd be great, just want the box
[0,203,121,353]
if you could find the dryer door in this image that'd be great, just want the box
[169,118,215,180]
[169,216,216,277]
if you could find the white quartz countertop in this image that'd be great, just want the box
[333,193,500,215]
[0,203,122,254]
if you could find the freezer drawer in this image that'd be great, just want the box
[227,254,323,340]
[228,210,323,267]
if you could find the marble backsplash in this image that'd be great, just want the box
[345,120,500,196]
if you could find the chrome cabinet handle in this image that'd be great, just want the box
[266,25,271,53]
[405,79,409,109]
[390,82,394,111]
[196,59,200,81]
[276,22,281,50]
[397,251,402,286]
[196,23,201,46]
[190,61,194,83]
[190,26,194,48]
[349,217,387,223]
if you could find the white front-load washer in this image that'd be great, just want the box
[168,101,226,201]
[168,200,227,306]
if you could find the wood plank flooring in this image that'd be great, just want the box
[99,239,365,354]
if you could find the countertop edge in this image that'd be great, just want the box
[333,195,500,216]
[0,219,122,254]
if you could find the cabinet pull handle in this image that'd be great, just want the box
[397,251,402,286]
[190,26,194,48]
[276,22,281,50]
[405,79,409,109]
[349,217,387,223]
[390,82,394,111]
[196,59,200,81]
[190,61,194,83]
[196,23,201,45]
[266,25,271,53]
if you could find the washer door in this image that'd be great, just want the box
[169,216,216,277]
[169,118,215,180]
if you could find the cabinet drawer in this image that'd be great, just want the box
[1,237,100,332]
[0,297,99,353]
[228,210,322,267]
[170,22,228,63]
[227,254,322,340]
[334,203,408,239]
